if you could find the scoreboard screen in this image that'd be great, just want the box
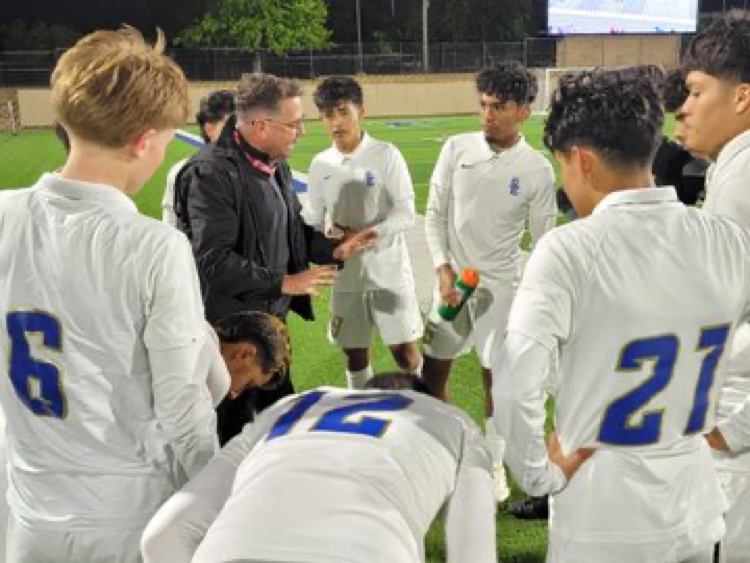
[548,0,699,35]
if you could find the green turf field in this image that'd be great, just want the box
[0,114,552,562]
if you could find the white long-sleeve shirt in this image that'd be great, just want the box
[701,129,750,471]
[425,132,556,289]
[0,174,218,531]
[142,387,496,563]
[493,188,750,548]
[304,134,416,291]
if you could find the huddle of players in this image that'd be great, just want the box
[144,10,750,561]
[1,9,750,563]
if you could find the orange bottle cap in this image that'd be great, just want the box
[460,268,480,288]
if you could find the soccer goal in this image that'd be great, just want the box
[540,67,595,112]
[2,98,21,135]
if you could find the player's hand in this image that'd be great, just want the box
[705,428,730,452]
[547,433,594,482]
[332,228,377,260]
[437,264,461,307]
[281,266,338,297]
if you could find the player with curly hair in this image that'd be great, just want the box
[493,66,750,562]
[680,10,750,562]
[423,62,557,502]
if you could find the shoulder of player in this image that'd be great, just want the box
[444,131,483,150]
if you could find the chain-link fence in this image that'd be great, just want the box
[0,39,559,87]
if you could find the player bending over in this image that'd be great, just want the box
[493,67,750,562]
[141,373,496,563]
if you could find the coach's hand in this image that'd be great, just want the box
[333,228,377,260]
[548,433,594,482]
[705,428,730,452]
[437,264,461,307]
[282,266,338,297]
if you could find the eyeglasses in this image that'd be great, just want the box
[262,118,305,133]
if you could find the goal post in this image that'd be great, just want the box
[7,100,20,135]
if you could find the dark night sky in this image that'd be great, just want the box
[0,0,743,37]
[0,0,209,36]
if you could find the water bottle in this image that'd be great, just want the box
[437,267,480,321]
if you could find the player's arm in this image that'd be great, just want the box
[368,146,416,249]
[491,233,588,496]
[301,157,328,231]
[444,420,496,563]
[184,164,286,301]
[425,138,456,270]
[162,161,183,227]
[203,322,231,407]
[708,255,750,454]
[527,162,558,248]
[141,420,268,563]
[144,233,219,478]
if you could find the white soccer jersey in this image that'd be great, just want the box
[493,188,750,553]
[304,133,416,291]
[702,129,750,468]
[425,132,557,289]
[0,174,217,532]
[162,158,188,227]
[142,387,496,563]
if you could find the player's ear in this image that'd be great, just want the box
[131,129,157,159]
[735,83,750,115]
[237,342,258,364]
[518,104,532,121]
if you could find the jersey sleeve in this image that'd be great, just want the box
[425,138,456,269]
[141,412,275,563]
[526,160,558,248]
[302,156,328,230]
[491,231,578,496]
[444,417,496,563]
[144,233,219,478]
[370,145,416,246]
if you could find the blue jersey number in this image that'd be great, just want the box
[267,391,413,441]
[6,311,67,418]
[599,325,730,446]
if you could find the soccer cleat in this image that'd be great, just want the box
[493,462,511,503]
[508,495,549,520]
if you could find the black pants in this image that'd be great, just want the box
[215,370,295,446]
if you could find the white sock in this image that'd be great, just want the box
[485,418,506,463]
[346,365,373,390]
[413,356,424,376]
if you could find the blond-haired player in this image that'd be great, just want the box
[0,27,217,562]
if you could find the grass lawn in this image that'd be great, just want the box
[1,114,561,562]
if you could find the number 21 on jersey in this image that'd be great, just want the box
[599,324,730,446]
[6,311,67,418]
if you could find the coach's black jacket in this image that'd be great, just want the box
[174,116,338,323]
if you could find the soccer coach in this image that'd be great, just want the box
[174,73,374,442]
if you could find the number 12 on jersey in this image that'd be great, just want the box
[598,325,731,446]
[267,391,413,441]
[6,311,67,419]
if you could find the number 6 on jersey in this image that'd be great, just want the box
[6,311,67,419]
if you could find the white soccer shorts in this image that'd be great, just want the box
[422,285,515,368]
[328,287,423,349]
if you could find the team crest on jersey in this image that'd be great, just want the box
[330,316,343,338]
[365,171,376,187]
[509,177,521,196]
